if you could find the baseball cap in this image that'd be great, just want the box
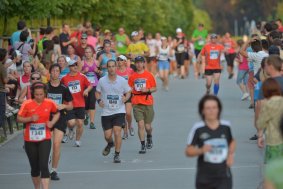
[117,55,127,61]
[210,33,218,38]
[134,56,145,63]
[15,50,22,57]
[131,31,139,37]
[176,28,182,33]
[104,29,111,34]
[81,33,88,39]
[68,59,78,66]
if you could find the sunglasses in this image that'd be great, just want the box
[31,77,41,80]
[116,58,125,61]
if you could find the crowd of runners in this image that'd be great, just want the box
[0,18,283,189]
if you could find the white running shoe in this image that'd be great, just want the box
[74,141,81,147]
[241,93,250,101]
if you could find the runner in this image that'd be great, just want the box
[146,33,157,74]
[75,33,95,60]
[57,56,70,80]
[116,55,135,139]
[128,56,157,154]
[95,59,131,163]
[156,36,173,91]
[114,27,130,55]
[97,40,116,77]
[81,47,99,129]
[186,95,236,189]
[47,64,73,180]
[173,28,187,79]
[17,82,60,189]
[201,34,224,95]
[222,32,237,79]
[61,59,92,147]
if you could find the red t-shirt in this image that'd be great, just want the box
[201,43,224,70]
[61,72,90,108]
[18,99,57,142]
[75,45,95,59]
[116,67,134,81]
[128,70,156,105]
[223,39,236,54]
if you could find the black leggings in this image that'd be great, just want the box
[25,140,51,178]
[175,52,186,68]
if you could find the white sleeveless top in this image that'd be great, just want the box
[158,46,170,61]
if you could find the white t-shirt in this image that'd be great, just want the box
[5,59,17,74]
[96,75,131,116]
[247,51,268,75]
[147,39,157,57]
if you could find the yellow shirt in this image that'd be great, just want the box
[126,42,149,57]
[257,96,283,146]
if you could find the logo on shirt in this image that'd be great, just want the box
[200,133,210,140]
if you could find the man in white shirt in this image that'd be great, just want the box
[96,59,131,163]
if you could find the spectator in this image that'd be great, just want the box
[38,26,55,53]
[10,20,27,48]
[0,48,8,128]
[86,28,97,49]
[59,24,77,55]
[52,36,61,62]
[41,40,55,70]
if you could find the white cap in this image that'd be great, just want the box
[131,31,139,37]
[176,28,182,33]
[68,59,77,66]
[118,55,127,61]
[161,36,167,40]
[15,50,22,57]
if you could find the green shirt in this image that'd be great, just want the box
[265,158,283,189]
[115,34,127,55]
[192,29,208,50]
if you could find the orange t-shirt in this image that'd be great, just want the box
[223,39,236,54]
[18,99,57,142]
[128,71,156,105]
[201,43,224,70]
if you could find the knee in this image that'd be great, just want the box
[40,165,50,178]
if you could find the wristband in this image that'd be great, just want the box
[97,99,102,104]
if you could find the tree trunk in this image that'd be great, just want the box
[3,16,8,36]
[47,16,51,27]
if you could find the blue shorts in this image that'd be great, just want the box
[237,70,249,85]
[158,60,170,70]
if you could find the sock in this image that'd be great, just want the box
[141,141,145,146]
[51,168,57,173]
[147,134,152,139]
[115,151,120,155]
[213,84,219,95]
[108,141,114,147]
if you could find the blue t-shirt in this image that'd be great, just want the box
[59,67,70,80]
[100,52,116,77]
[258,76,283,100]
[247,47,254,72]
[254,81,262,102]
[11,31,31,48]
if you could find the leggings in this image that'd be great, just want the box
[25,140,51,178]
[175,52,186,68]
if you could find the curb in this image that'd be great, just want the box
[0,130,22,148]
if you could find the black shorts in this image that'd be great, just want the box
[101,113,126,131]
[67,108,86,120]
[195,49,202,58]
[85,87,96,110]
[185,52,190,60]
[146,56,156,63]
[205,69,222,76]
[225,53,236,67]
[175,52,186,66]
[125,94,132,104]
[52,112,67,133]
[196,170,232,189]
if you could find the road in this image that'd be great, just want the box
[0,70,263,189]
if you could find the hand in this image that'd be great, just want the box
[84,67,89,73]
[57,104,65,111]
[46,121,54,129]
[30,114,39,122]
[83,89,89,97]
[226,154,234,167]
[201,144,212,154]
[198,36,202,40]
[257,137,265,148]
[141,87,149,93]
[122,95,126,103]
[98,100,105,108]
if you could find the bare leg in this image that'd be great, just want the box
[113,126,122,152]
[137,120,145,141]
[76,119,84,141]
[32,176,41,189]
[52,129,64,170]
[41,178,50,189]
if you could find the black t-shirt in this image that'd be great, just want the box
[175,36,186,53]
[187,120,233,179]
[47,82,73,113]
[59,33,70,55]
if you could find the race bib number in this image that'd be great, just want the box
[68,80,81,94]
[86,72,98,85]
[224,42,231,50]
[117,41,124,48]
[29,123,46,141]
[177,44,185,52]
[210,50,219,60]
[122,75,129,80]
[47,93,62,105]
[198,39,205,46]
[204,138,228,164]
[107,95,120,110]
[134,79,146,91]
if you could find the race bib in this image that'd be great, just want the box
[47,93,62,105]
[204,138,228,164]
[134,79,146,91]
[86,72,98,85]
[177,44,185,52]
[29,123,46,141]
[198,39,205,46]
[68,80,81,94]
[117,41,124,48]
[107,95,120,110]
[224,42,231,49]
[122,75,129,80]
[210,50,219,60]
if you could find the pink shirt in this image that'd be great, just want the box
[116,67,134,80]
[87,36,97,49]
[239,56,249,70]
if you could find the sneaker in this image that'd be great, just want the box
[164,86,169,91]
[122,133,128,140]
[50,171,60,181]
[6,104,18,114]
[74,141,81,147]
[84,115,89,126]
[129,127,135,136]
[139,145,146,154]
[102,143,114,156]
[241,93,249,101]
[62,135,68,143]
[248,104,254,109]
[68,128,75,140]
[249,134,258,140]
[146,138,153,149]
[5,110,13,117]
[89,122,96,129]
[113,154,121,163]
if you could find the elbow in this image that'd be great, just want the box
[185,146,195,157]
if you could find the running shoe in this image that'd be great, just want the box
[102,143,114,156]
[146,138,153,149]
[50,171,60,181]
[248,104,254,109]
[6,104,18,114]
[68,128,75,140]
[228,73,234,79]
[84,114,89,126]
[241,93,249,101]
[62,135,68,143]
[139,145,146,154]
[5,110,13,117]
[74,141,81,147]
[122,133,128,140]
[113,154,121,163]
[129,127,135,136]
[249,134,258,140]
[89,122,96,129]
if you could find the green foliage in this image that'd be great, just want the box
[191,6,212,33]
